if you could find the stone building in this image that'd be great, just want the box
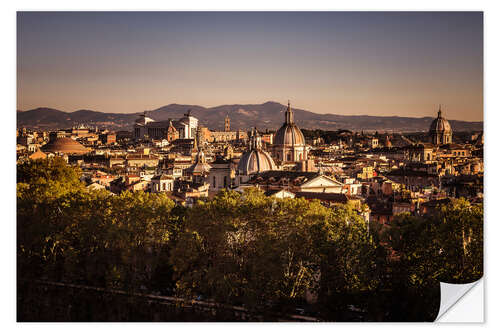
[134,111,198,140]
[405,143,436,163]
[208,157,235,192]
[151,174,174,193]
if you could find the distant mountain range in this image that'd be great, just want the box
[17,102,483,132]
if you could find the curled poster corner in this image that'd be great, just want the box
[436,279,483,322]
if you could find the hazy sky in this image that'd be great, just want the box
[17,12,483,121]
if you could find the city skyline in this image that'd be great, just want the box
[17,11,483,121]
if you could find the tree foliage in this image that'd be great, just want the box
[17,158,179,293]
[170,188,377,314]
[17,158,483,321]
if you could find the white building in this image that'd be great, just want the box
[150,174,174,193]
[134,110,199,140]
[209,159,235,192]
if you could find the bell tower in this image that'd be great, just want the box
[225,115,230,132]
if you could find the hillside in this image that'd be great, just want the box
[17,102,483,132]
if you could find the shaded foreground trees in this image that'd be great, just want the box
[17,158,181,293]
[17,158,482,321]
[170,188,378,316]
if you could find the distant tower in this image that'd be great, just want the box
[225,115,230,132]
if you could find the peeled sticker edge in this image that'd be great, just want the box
[436,279,483,322]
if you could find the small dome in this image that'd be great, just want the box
[237,149,276,175]
[186,150,211,175]
[42,137,89,154]
[238,127,276,175]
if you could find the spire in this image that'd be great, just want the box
[438,104,442,118]
[285,100,294,124]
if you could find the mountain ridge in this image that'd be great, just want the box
[17,103,483,132]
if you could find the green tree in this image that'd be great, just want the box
[170,188,378,317]
[434,198,483,283]
[17,158,181,294]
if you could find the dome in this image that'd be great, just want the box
[238,127,276,175]
[42,137,89,154]
[237,149,276,175]
[186,150,212,175]
[429,109,452,134]
[275,123,305,146]
[274,102,305,146]
[429,106,453,145]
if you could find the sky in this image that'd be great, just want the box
[17,11,483,121]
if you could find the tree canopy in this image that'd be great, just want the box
[17,158,483,321]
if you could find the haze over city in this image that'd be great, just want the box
[17,11,483,121]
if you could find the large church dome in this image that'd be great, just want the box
[429,110,452,133]
[274,102,305,146]
[272,101,308,163]
[275,124,305,146]
[429,106,453,145]
[237,128,276,175]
